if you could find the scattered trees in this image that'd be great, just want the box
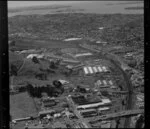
[26,81,64,98]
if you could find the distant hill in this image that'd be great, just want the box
[8,5,72,13]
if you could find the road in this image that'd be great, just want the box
[17,58,27,74]
[66,96,91,128]
[89,109,144,123]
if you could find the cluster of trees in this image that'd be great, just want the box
[26,80,64,98]
[32,56,39,64]
[49,59,61,69]
[76,85,86,93]
[10,64,18,76]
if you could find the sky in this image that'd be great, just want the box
[8,1,83,9]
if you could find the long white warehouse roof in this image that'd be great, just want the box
[75,53,93,57]
[77,99,111,109]
[64,38,82,41]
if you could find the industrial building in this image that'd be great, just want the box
[71,95,111,110]
[95,80,114,88]
[42,99,56,108]
[26,54,44,59]
[136,94,144,102]
[63,38,82,41]
[83,65,110,75]
[80,109,98,118]
[38,110,56,118]
[76,98,111,110]
[52,121,67,128]
[74,52,93,58]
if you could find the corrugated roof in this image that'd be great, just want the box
[79,109,96,113]
[98,107,110,111]
[102,66,107,72]
[97,80,102,85]
[103,80,107,85]
[109,80,113,85]
[98,66,102,72]
[88,67,93,74]
[83,65,109,75]
[38,110,55,115]
[93,67,98,73]
[84,67,89,74]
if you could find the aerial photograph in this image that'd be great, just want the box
[8,1,144,128]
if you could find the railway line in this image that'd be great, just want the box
[79,44,136,128]
[88,109,144,124]
[66,96,91,128]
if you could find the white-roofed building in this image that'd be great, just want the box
[58,80,69,85]
[88,67,93,74]
[97,80,102,86]
[83,65,110,75]
[137,94,144,102]
[98,107,110,111]
[109,80,113,85]
[74,53,93,57]
[26,54,38,59]
[95,80,115,88]
[102,66,108,72]
[93,67,98,73]
[76,98,111,110]
[98,27,104,30]
[84,67,89,74]
[97,66,102,72]
[64,38,82,41]
[26,54,44,59]
[103,80,107,85]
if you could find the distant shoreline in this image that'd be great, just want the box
[125,7,143,10]
[8,5,72,13]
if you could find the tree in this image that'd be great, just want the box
[9,40,16,46]
[26,84,34,97]
[101,90,109,96]
[53,80,62,88]
[10,64,18,76]
[32,56,39,64]
[49,61,57,69]
[135,115,144,128]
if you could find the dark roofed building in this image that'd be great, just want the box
[42,99,56,108]
[72,95,102,105]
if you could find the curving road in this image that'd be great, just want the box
[17,58,27,74]
[104,54,134,128]
[80,44,135,128]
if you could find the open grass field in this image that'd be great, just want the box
[10,92,38,119]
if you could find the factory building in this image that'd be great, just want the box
[80,109,98,118]
[26,54,44,59]
[74,97,111,110]
[95,80,114,88]
[83,66,110,75]
[74,53,93,58]
[136,94,144,102]
[63,38,82,41]
[38,110,56,118]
